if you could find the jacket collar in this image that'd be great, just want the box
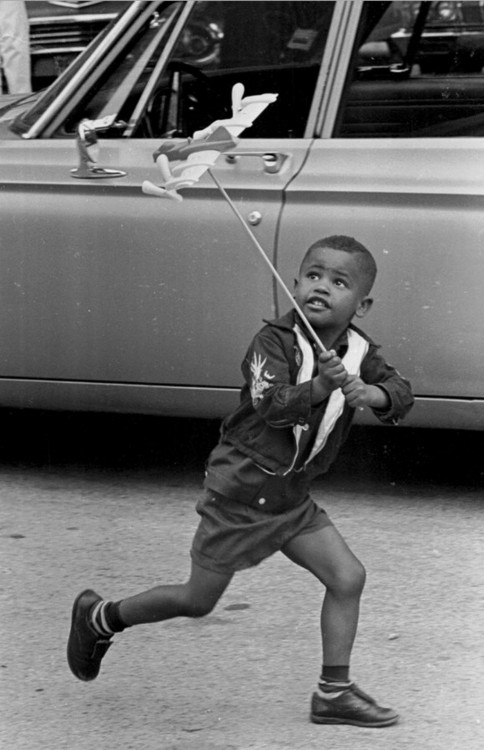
[263,309,297,332]
[264,309,374,353]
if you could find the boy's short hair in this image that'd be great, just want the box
[301,235,377,295]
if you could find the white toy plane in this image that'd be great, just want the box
[141,81,328,354]
[141,82,277,201]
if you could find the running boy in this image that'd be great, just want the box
[68,235,414,727]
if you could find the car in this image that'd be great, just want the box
[0,0,483,429]
[393,1,484,74]
[26,1,130,90]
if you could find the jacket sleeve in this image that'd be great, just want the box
[241,329,314,428]
[361,345,414,425]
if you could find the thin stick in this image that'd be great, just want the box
[208,169,326,353]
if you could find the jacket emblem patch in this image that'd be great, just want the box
[250,352,275,404]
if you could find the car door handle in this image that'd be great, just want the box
[224,151,288,174]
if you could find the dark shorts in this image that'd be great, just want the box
[190,490,332,575]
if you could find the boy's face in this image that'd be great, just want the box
[294,246,373,344]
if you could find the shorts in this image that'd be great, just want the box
[190,490,332,575]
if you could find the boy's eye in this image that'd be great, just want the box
[307,272,319,281]
[334,278,348,288]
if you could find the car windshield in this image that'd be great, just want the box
[10,0,182,137]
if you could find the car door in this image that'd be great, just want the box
[0,0,335,416]
[275,0,484,429]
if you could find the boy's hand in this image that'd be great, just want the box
[342,375,390,410]
[312,350,348,403]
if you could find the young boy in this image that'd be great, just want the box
[67,235,413,727]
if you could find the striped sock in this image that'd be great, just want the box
[317,679,352,700]
[90,601,115,638]
[321,665,350,683]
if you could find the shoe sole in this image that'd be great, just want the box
[311,714,399,727]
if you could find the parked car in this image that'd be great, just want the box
[393,1,484,73]
[26,1,129,90]
[0,0,483,429]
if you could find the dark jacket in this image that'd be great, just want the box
[205,310,414,510]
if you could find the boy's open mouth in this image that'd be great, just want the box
[306,296,330,310]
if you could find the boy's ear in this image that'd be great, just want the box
[355,297,373,318]
[293,278,299,293]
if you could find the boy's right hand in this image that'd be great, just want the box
[311,350,348,403]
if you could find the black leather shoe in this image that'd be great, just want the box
[67,589,112,681]
[310,683,399,727]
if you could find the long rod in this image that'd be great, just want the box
[208,169,326,353]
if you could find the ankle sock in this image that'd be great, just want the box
[317,680,352,700]
[317,665,351,698]
[90,600,127,637]
[321,665,350,683]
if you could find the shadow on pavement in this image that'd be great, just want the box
[0,408,482,492]
[0,410,484,489]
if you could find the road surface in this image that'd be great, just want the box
[0,412,482,749]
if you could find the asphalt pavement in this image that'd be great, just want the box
[0,411,483,749]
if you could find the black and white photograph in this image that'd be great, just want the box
[0,2,482,748]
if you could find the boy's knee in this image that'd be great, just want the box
[353,560,366,594]
[334,560,366,598]
[181,585,219,618]
[185,600,215,618]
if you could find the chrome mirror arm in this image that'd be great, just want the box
[71,117,127,179]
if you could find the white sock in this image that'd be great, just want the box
[90,601,115,638]
[317,680,352,699]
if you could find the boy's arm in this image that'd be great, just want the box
[311,349,348,404]
[343,346,414,424]
[243,331,331,428]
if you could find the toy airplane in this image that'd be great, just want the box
[141,80,326,354]
[141,82,277,201]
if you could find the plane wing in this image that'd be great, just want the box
[142,83,278,201]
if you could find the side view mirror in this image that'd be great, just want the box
[70,116,127,179]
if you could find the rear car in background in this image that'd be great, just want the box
[27,1,128,89]
[394,0,484,73]
[0,1,483,430]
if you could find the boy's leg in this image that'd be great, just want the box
[283,524,365,668]
[282,525,398,727]
[67,561,232,681]
[118,561,232,624]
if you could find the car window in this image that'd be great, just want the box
[57,2,184,137]
[60,1,335,139]
[335,0,484,137]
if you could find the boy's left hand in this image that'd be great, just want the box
[342,375,390,410]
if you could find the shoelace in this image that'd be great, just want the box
[319,682,377,705]
[350,684,377,705]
